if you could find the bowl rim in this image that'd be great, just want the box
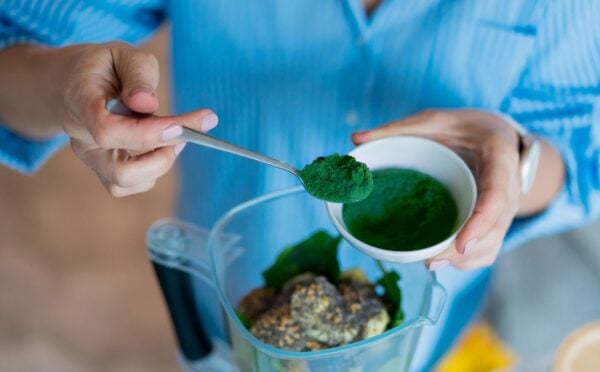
[326,136,477,263]
[208,186,446,360]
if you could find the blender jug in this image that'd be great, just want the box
[147,187,446,372]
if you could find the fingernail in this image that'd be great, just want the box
[174,142,187,156]
[162,124,183,141]
[463,238,478,255]
[352,131,371,144]
[129,88,154,97]
[428,259,450,271]
[201,113,219,131]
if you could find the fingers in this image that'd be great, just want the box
[427,222,508,271]
[112,47,160,114]
[63,42,216,197]
[455,143,519,253]
[351,109,522,271]
[427,192,517,271]
[73,139,187,197]
[352,116,422,144]
[425,243,456,271]
[352,111,456,144]
[81,98,218,151]
[64,42,219,152]
[426,145,518,271]
[124,89,158,116]
[103,180,157,198]
[65,43,158,115]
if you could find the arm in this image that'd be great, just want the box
[0,44,83,139]
[0,1,220,197]
[0,40,219,196]
[0,0,166,173]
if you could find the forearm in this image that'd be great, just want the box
[517,139,565,216]
[0,44,83,139]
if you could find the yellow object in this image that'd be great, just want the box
[553,321,600,372]
[436,322,517,372]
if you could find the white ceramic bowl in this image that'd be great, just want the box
[326,136,477,263]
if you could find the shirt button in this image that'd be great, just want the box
[345,110,359,127]
[356,36,365,46]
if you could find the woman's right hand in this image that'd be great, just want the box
[62,42,218,197]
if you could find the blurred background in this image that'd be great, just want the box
[0,26,180,371]
[0,26,598,372]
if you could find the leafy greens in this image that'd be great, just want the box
[375,261,404,328]
[260,230,404,329]
[262,230,342,290]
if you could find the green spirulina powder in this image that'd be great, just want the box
[299,154,373,203]
[342,168,458,251]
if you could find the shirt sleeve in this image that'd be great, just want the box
[0,0,165,174]
[501,0,600,251]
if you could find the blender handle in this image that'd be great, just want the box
[147,218,217,361]
[147,218,242,363]
[425,281,447,325]
[153,262,213,359]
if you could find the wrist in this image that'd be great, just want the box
[485,111,542,195]
[483,111,565,215]
[517,140,565,216]
[485,111,520,152]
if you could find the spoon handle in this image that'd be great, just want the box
[179,126,298,175]
[105,99,298,176]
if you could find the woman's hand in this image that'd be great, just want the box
[352,110,521,270]
[62,42,218,197]
[0,42,217,196]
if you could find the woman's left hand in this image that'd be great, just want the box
[352,110,521,271]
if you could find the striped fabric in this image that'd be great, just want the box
[1,1,599,370]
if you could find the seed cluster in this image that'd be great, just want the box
[240,270,389,352]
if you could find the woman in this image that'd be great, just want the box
[1,1,598,369]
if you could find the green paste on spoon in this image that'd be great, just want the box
[342,168,458,251]
[299,154,373,203]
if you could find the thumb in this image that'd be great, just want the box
[113,46,160,114]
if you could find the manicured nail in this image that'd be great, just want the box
[463,238,478,255]
[352,131,371,144]
[129,88,154,97]
[201,113,219,131]
[174,142,187,156]
[162,124,183,141]
[428,259,450,271]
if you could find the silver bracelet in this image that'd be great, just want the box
[488,111,541,195]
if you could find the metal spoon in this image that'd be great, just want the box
[105,98,302,181]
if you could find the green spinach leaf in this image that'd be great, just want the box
[262,230,341,290]
[375,262,404,328]
[236,310,252,329]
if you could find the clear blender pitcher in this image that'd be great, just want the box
[147,187,446,372]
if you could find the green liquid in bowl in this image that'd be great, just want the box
[342,168,458,251]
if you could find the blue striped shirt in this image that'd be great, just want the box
[1,1,599,369]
